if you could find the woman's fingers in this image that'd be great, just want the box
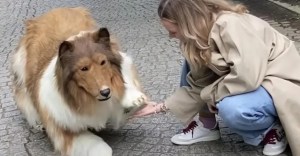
[133,105,156,117]
[133,102,162,117]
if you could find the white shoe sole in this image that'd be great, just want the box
[263,142,288,156]
[171,131,221,145]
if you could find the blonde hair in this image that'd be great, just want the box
[158,0,247,69]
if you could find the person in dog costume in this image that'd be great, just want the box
[134,0,300,155]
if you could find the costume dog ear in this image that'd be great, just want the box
[59,41,73,55]
[58,41,74,68]
[93,27,110,43]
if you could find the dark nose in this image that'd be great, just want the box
[100,88,110,97]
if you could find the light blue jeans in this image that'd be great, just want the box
[180,60,278,146]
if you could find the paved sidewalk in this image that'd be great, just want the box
[267,0,300,14]
[0,0,298,155]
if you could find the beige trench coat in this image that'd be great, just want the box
[165,12,300,155]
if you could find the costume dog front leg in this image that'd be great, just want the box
[119,52,147,113]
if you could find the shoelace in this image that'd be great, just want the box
[183,121,198,137]
[263,129,280,145]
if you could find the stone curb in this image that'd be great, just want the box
[267,0,300,14]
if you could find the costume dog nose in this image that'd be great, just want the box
[100,88,110,97]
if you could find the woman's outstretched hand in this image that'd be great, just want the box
[133,101,163,117]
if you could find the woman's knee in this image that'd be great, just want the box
[216,87,276,129]
[217,96,276,131]
[217,97,246,128]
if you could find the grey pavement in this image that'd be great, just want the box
[268,0,300,14]
[0,0,299,155]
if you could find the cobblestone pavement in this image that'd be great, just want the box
[271,0,300,7]
[0,0,299,155]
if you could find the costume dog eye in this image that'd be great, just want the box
[81,67,89,71]
[100,60,106,65]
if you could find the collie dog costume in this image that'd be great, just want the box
[11,7,146,156]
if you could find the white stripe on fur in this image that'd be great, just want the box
[12,46,27,86]
[119,52,145,108]
[12,46,41,127]
[70,131,112,156]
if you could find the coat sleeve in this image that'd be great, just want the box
[200,15,269,104]
[165,70,218,124]
[165,86,204,124]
